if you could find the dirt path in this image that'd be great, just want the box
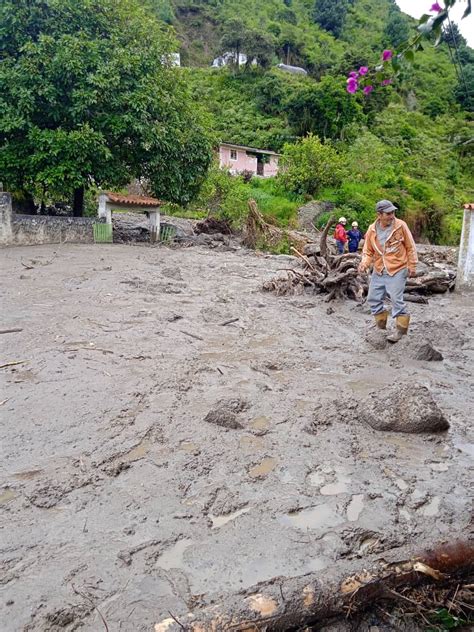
[0,243,472,631]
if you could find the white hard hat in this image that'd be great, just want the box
[338,217,347,224]
[352,221,358,227]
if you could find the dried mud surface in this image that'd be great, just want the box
[0,242,473,631]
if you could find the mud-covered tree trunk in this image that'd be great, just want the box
[72,186,85,217]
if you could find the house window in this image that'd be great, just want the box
[230,149,237,161]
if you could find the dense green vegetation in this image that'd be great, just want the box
[0,0,213,214]
[158,0,473,244]
[1,0,472,243]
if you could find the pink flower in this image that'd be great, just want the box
[348,71,359,78]
[363,85,374,95]
[382,78,392,86]
[346,78,358,94]
[430,2,443,12]
[382,49,393,61]
[359,66,369,76]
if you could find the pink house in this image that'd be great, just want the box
[219,143,280,177]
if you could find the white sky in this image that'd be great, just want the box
[395,0,474,46]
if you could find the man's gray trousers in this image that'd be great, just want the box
[367,268,408,317]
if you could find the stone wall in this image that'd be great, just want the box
[0,192,96,246]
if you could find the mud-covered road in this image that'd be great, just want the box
[1,243,472,631]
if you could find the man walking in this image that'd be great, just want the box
[358,200,418,342]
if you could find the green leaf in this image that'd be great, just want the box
[462,0,471,18]
[403,50,414,63]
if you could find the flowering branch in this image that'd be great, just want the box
[346,0,471,95]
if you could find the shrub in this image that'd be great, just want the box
[278,134,345,196]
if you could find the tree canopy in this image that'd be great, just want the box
[0,0,213,212]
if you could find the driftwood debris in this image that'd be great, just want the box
[243,200,310,253]
[263,215,457,302]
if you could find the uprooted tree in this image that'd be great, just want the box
[262,214,457,301]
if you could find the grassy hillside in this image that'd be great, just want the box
[145,0,473,244]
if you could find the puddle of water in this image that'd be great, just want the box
[321,481,349,495]
[13,469,43,480]
[250,416,270,432]
[249,457,277,479]
[454,441,474,458]
[385,436,445,462]
[412,488,425,501]
[430,463,449,472]
[421,496,441,517]
[279,504,343,530]
[251,336,280,349]
[384,436,426,463]
[0,489,16,504]
[308,471,325,487]
[306,556,329,572]
[399,508,411,521]
[295,400,312,413]
[210,507,251,528]
[125,439,151,462]
[156,539,193,570]
[348,379,382,395]
[394,478,408,491]
[240,435,265,451]
[347,494,364,522]
[179,441,199,454]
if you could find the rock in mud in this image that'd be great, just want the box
[365,329,388,350]
[360,384,449,433]
[204,398,249,430]
[413,343,443,361]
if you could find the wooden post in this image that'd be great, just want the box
[457,203,474,289]
[149,209,160,243]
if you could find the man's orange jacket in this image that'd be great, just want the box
[361,217,418,275]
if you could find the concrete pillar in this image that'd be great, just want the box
[98,194,112,224]
[0,192,13,245]
[457,203,474,289]
[149,210,160,243]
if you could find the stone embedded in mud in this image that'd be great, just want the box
[204,397,249,430]
[204,408,242,429]
[364,329,388,350]
[414,343,443,362]
[360,384,449,433]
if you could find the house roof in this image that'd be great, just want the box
[105,192,164,207]
[220,142,280,156]
[463,203,474,210]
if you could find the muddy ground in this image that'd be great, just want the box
[0,239,473,631]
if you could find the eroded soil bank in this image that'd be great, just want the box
[0,242,472,631]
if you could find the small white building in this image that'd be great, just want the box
[212,52,254,67]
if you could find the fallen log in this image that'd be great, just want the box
[154,540,474,632]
